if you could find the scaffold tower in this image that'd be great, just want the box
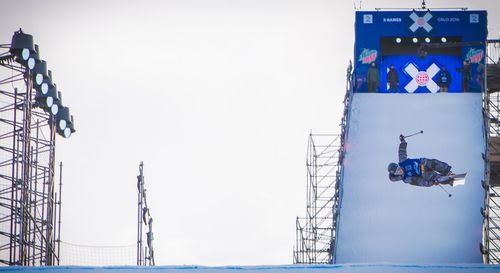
[482,40,500,264]
[294,62,353,264]
[0,35,63,265]
[137,162,155,266]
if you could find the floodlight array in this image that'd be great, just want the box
[10,29,75,138]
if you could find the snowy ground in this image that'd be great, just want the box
[1,264,500,273]
[335,93,486,263]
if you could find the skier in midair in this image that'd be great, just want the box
[387,135,454,187]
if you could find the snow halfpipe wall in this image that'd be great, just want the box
[334,93,486,263]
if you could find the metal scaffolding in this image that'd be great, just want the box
[0,44,62,265]
[294,133,340,264]
[482,40,500,264]
[294,62,353,264]
[137,162,155,266]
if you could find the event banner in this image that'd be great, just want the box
[353,10,487,93]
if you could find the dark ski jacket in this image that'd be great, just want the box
[437,70,452,87]
[367,66,380,84]
[458,64,471,82]
[387,68,398,85]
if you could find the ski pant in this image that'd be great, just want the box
[389,83,398,93]
[462,79,469,92]
[368,81,378,93]
[405,158,452,187]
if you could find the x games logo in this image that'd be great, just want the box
[404,63,440,93]
[410,12,433,32]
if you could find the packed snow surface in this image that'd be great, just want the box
[1,264,500,273]
[334,93,486,263]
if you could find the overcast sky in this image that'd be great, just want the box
[1,0,500,266]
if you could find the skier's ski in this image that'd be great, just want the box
[450,173,467,187]
[436,172,467,186]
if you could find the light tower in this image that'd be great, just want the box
[0,29,75,265]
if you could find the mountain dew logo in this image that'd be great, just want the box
[466,48,484,63]
[358,49,378,64]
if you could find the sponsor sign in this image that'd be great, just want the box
[358,49,378,64]
[466,48,484,63]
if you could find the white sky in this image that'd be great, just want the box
[1,0,499,266]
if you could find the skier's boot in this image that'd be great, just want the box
[437,175,454,186]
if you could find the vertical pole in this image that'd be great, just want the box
[22,70,34,265]
[306,134,312,263]
[9,88,18,264]
[29,146,34,265]
[53,192,58,264]
[40,170,46,265]
[137,162,144,266]
[19,80,29,265]
[13,127,21,265]
[57,162,63,265]
[32,151,38,266]
[32,121,40,265]
[45,120,56,265]
[312,139,317,263]
[294,217,299,263]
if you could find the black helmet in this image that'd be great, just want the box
[387,162,398,174]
